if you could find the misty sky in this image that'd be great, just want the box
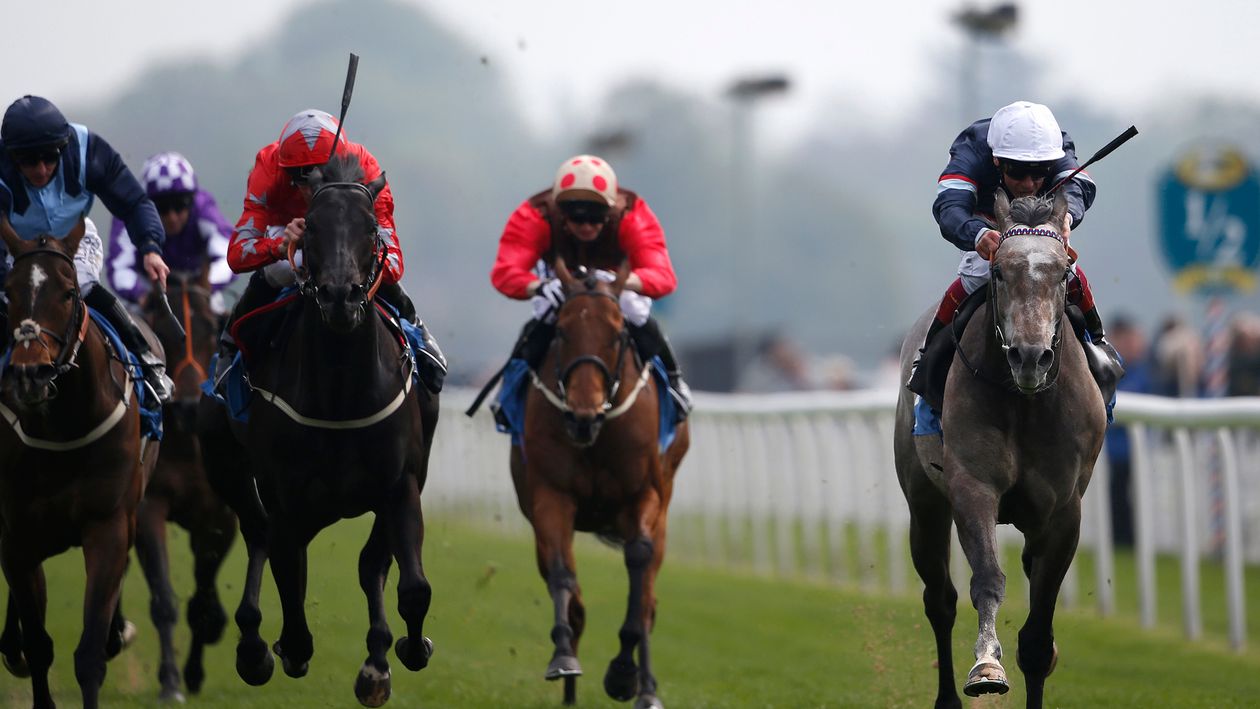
[11,0,1260,149]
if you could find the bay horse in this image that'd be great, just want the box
[512,259,689,709]
[894,191,1106,709]
[0,218,160,709]
[131,265,236,701]
[199,155,438,707]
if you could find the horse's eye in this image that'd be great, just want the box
[64,289,75,302]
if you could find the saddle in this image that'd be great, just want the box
[907,289,1122,423]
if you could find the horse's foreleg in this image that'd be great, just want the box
[76,513,131,709]
[1017,501,1081,709]
[355,514,395,707]
[268,520,313,678]
[1,547,53,709]
[0,589,29,678]
[606,491,665,708]
[531,485,582,694]
[385,475,433,674]
[233,534,273,686]
[948,474,1008,698]
[907,487,962,709]
[183,508,236,694]
[134,497,183,700]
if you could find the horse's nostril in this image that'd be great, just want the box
[1036,348,1054,370]
[1006,348,1023,370]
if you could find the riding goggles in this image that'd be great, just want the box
[998,159,1054,181]
[153,193,194,214]
[285,164,318,186]
[9,146,62,167]
[559,201,610,225]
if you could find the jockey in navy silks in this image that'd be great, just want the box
[0,95,174,401]
[908,100,1123,410]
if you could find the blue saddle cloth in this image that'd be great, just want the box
[0,309,163,441]
[201,294,429,424]
[494,356,679,453]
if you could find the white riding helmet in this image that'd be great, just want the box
[987,101,1065,162]
[552,155,617,206]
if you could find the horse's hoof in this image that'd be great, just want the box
[235,641,275,686]
[635,693,665,709]
[2,652,30,678]
[395,635,433,672]
[546,654,582,680]
[963,660,1009,697]
[120,619,138,648]
[158,687,187,704]
[604,657,639,701]
[1047,641,1059,677]
[183,660,205,694]
[274,640,310,678]
[355,664,392,707]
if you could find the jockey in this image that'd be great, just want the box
[0,95,173,401]
[909,100,1122,402]
[218,109,446,392]
[108,152,236,313]
[491,154,692,417]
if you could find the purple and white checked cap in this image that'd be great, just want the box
[141,151,198,197]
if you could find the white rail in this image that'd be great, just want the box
[430,388,1258,652]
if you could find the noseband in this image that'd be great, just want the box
[529,289,653,420]
[288,181,387,315]
[6,243,89,390]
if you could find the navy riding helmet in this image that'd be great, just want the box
[2,95,71,150]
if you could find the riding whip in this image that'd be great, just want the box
[325,53,360,167]
[1048,125,1139,194]
[154,285,187,343]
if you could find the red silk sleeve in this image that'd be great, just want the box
[491,201,551,299]
[618,198,676,298]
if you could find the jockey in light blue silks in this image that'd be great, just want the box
[0,95,173,401]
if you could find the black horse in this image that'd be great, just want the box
[197,155,438,707]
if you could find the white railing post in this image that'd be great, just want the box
[1173,428,1202,640]
[1131,422,1158,630]
[1219,428,1247,651]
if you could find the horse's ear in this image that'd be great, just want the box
[0,215,24,257]
[611,260,631,293]
[60,218,86,257]
[993,189,1012,232]
[368,172,387,201]
[554,256,576,289]
[1050,190,1070,234]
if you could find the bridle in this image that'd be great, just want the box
[287,181,387,316]
[164,277,215,387]
[529,289,653,420]
[7,241,90,392]
[955,224,1071,394]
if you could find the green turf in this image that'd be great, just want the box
[3,515,1260,708]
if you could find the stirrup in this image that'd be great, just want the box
[669,377,693,418]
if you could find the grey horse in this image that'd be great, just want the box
[894,190,1107,709]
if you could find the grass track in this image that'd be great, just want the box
[2,515,1260,708]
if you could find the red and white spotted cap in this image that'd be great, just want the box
[552,155,617,206]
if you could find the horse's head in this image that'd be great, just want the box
[295,156,388,335]
[991,190,1072,393]
[0,217,87,406]
[146,265,217,421]
[551,257,632,447]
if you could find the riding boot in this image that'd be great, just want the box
[214,271,280,384]
[377,281,447,394]
[85,285,173,403]
[906,277,969,403]
[1068,268,1125,409]
[629,317,693,419]
[513,318,556,370]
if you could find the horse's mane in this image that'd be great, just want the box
[321,154,366,184]
[1008,194,1056,227]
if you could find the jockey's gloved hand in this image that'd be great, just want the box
[537,278,566,314]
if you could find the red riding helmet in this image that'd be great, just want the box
[277,109,343,168]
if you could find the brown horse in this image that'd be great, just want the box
[130,266,236,701]
[511,259,689,709]
[0,218,160,709]
[894,191,1106,709]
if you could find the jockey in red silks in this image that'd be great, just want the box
[908,100,1123,406]
[491,154,692,416]
[217,109,445,392]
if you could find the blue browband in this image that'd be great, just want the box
[998,226,1065,246]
